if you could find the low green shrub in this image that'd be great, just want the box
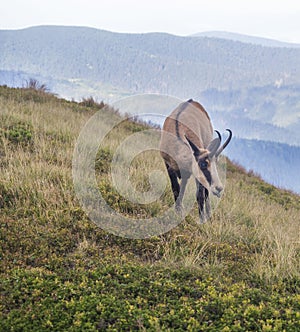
[1,121,33,146]
[1,265,299,331]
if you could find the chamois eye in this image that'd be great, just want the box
[200,161,208,169]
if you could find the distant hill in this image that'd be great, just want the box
[201,85,300,146]
[192,31,300,48]
[226,137,300,194]
[1,26,300,99]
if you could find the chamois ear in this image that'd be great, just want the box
[185,136,201,158]
[207,137,221,158]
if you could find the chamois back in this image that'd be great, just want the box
[161,99,213,152]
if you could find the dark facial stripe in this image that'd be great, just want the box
[202,168,212,185]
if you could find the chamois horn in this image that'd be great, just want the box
[215,129,232,157]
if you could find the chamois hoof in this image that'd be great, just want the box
[175,203,184,217]
[199,211,211,224]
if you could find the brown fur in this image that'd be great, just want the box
[160,100,213,172]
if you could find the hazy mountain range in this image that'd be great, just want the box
[192,31,300,48]
[0,26,299,193]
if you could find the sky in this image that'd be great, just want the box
[1,0,300,43]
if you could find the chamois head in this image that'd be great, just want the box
[186,129,232,197]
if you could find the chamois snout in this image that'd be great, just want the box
[212,184,223,198]
[205,158,223,197]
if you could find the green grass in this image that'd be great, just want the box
[0,86,299,331]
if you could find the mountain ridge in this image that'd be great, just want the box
[1,25,300,98]
[4,25,300,47]
[191,31,300,48]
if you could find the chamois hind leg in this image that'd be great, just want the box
[196,181,210,223]
[165,163,180,202]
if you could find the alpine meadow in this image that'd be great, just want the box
[0,86,299,331]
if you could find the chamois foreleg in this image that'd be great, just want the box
[175,171,190,215]
[196,181,210,222]
[204,189,211,220]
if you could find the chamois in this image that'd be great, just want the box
[160,99,232,222]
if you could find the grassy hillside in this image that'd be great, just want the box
[0,86,299,331]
